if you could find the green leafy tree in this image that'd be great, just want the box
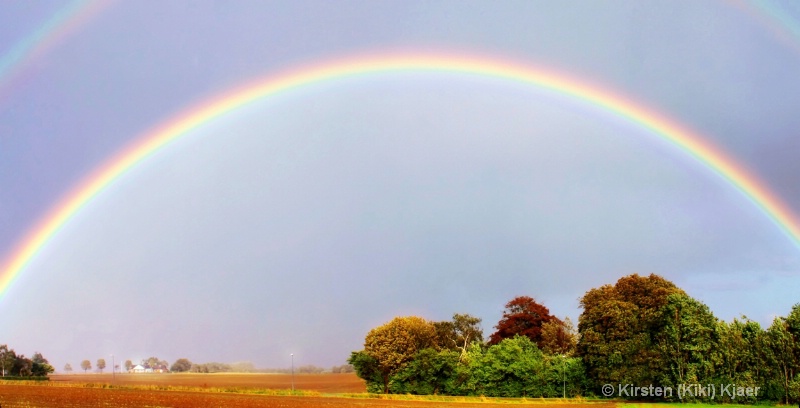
[656,293,717,395]
[766,316,798,404]
[712,317,763,401]
[390,348,460,395]
[465,335,554,397]
[348,351,383,393]
[31,352,54,376]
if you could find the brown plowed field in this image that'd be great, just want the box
[0,383,618,408]
[50,372,367,393]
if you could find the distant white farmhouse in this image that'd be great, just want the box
[129,363,168,373]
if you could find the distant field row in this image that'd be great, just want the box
[49,372,367,393]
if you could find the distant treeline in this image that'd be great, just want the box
[349,274,800,403]
[256,364,355,374]
[166,358,353,374]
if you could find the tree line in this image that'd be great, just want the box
[62,356,355,374]
[348,273,800,403]
[0,345,54,378]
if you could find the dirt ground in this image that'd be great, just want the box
[0,384,619,408]
[49,372,367,393]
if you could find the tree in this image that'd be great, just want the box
[540,317,578,356]
[64,363,73,373]
[143,356,169,372]
[14,354,32,376]
[188,361,231,373]
[656,293,717,394]
[390,348,460,395]
[170,358,193,372]
[489,296,559,347]
[31,352,54,376]
[0,344,15,377]
[353,316,438,393]
[767,316,797,404]
[348,351,383,393]
[435,314,484,361]
[97,358,106,373]
[578,274,685,390]
[465,335,554,397]
[124,360,133,372]
[713,317,764,402]
[81,360,91,373]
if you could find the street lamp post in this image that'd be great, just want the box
[290,353,295,392]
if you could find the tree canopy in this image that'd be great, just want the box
[357,316,438,393]
[488,296,559,346]
[170,358,193,372]
[349,274,800,403]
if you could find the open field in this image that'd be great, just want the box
[50,372,367,393]
[0,376,769,408]
[0,383,618,408]
[0,382,771,408]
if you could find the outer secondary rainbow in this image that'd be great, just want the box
[2,52,799,298]
[731,0,800,55]
[0,0,109,97]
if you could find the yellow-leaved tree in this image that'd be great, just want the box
[351,316,438,393]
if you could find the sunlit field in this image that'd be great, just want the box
[50,372,367,393]
[0,374,619,407]
[2,377,772,408]
[0,378,614,408]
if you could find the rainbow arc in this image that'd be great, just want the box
[2,52,799,298]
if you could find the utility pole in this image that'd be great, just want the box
[290,353,295,392]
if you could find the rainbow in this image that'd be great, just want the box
[731,0,800,55]
[0,0,109,97]
[2,51,799,298]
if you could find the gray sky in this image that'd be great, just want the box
[2,0,800,370]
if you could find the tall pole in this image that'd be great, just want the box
[290,353,295,392]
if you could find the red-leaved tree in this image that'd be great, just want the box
[489,296,560,346]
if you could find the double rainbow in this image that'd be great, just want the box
[2,52,799,298]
